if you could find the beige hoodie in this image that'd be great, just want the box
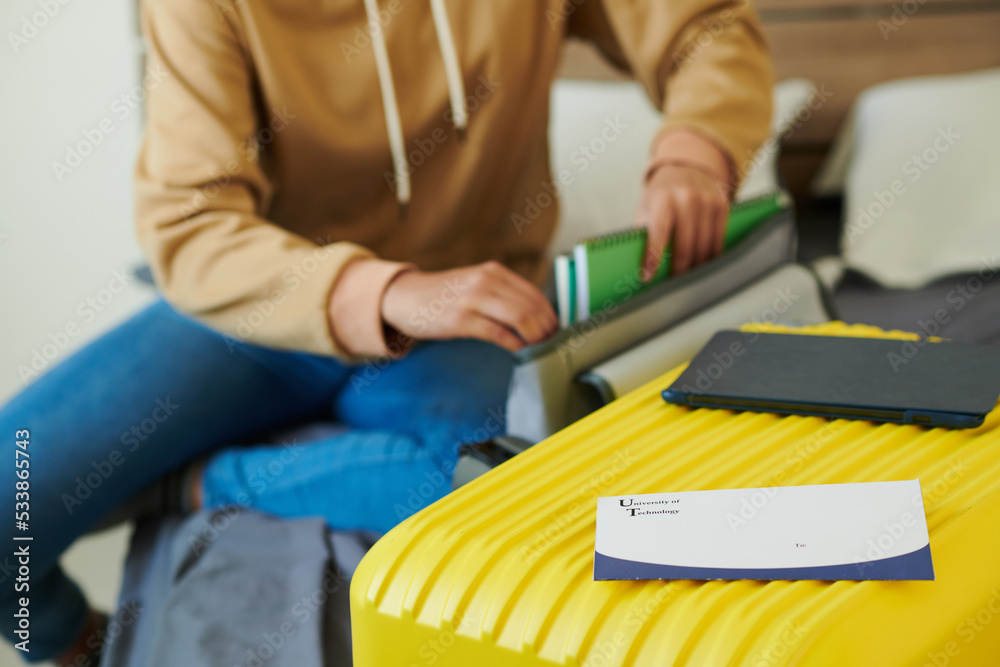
[135,0,773,360]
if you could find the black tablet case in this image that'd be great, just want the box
[663,331,1000,428]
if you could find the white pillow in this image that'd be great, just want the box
[813,68,1000,288]
[547,78,816,257]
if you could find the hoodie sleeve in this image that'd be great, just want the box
[567,0,774,186]
[135,0,410,359]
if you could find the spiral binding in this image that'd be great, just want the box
[578,191,788,248]
[581,227,647,249]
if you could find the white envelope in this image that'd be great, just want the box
[595,480,934,581]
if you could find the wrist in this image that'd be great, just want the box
[644,159,725,184]
[379,266,419,324]
[650,128,733,194]
[328,257,415,358]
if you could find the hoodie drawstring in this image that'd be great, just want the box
[362,0,409,210]
[361,0,468,212]
[429,0,468,133]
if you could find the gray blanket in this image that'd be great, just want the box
[100,510,376,667]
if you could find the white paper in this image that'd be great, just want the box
[595,480,933,581]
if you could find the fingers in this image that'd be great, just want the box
[380,263,559,351]
[712,198,729,256]
[472,285,551,345]
[670,197,696,276]
[642,165,731,276]
[484,261,559,335]
[693,194,715,268]
[640,197,673,282]
[676,190,728,274]
[459,312,526,352]
[447,261,555,348]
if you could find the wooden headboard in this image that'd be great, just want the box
[556,0,1000,198]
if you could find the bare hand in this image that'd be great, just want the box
[636,130,732,280]
[380,261,558,352]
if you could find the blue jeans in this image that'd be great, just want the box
[0,300,513,661]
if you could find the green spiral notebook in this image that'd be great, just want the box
[556,191,789,326]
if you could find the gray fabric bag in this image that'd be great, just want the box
[99,510,366,667]
[505,210,834,443]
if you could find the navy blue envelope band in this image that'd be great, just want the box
[594,543,935,581]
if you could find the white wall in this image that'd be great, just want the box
[1,0,156,663]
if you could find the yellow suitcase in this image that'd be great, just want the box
[351,323,1000,666]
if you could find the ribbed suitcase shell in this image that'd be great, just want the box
[351,323,1000,666]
